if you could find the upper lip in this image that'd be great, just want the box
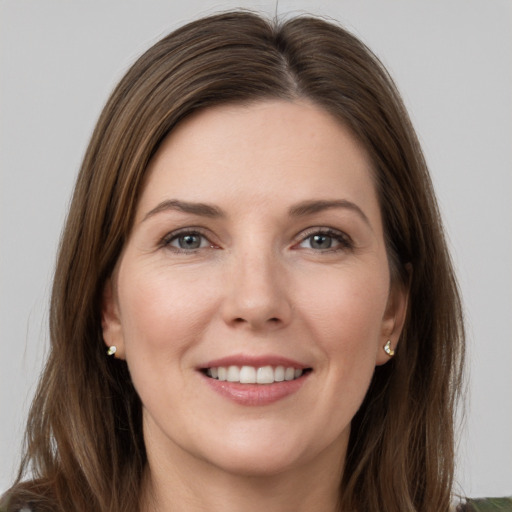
[199,354,310,370]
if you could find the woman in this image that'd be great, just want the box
[1,10,470,512]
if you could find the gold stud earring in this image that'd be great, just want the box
[107,345,117,357]
[383,340,395,357]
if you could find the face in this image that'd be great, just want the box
[102,100,407,478]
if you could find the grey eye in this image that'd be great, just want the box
[297,229,352,252]
[177,234,202,249]
[308,234,333,250]
[168,233,207,250]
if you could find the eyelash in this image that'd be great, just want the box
[294,228,354,253]
[160,227,354,254]
[160,228,214,253]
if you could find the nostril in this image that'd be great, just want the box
[231,316,281,326]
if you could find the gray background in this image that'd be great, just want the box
[1,0,511,498]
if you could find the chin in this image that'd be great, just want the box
[205,445,307,478]
[192,422,345,479]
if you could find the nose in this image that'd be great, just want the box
[221,249,292,331]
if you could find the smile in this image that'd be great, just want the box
[204,365,307,384]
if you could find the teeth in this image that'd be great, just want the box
[274,366,285,382]
[205,365,305,384]
[227,365,240,382]
[239,366,256,384]
[256,366,274,384]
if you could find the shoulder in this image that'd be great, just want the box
[0,500,34,512]
[1,479,57,512]
[1,502,39,512]
[456,497,512,511]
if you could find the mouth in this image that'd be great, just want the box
[199,357,312,405]
[201,365,312,384]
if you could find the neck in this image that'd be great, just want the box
[140,438,346,512]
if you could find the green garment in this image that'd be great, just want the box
[462,497,512,511]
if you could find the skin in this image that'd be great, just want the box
[102,100,408,512]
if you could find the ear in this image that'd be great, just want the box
[101,278,125,359]
[375,272,410,366]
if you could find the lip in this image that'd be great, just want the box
[198,354,312,406]
[201,373,309,406]
[200,354,308,370]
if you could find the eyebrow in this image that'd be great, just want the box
[142,199,225,221]
[288,199,371,227]
[142,198,371,227]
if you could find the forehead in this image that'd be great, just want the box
[137,100,380,224]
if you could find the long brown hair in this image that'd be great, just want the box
[2,11,464,512]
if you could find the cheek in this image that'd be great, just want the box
[285,263,390,449]
[116,263,219,362]
[298,262,390,363]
